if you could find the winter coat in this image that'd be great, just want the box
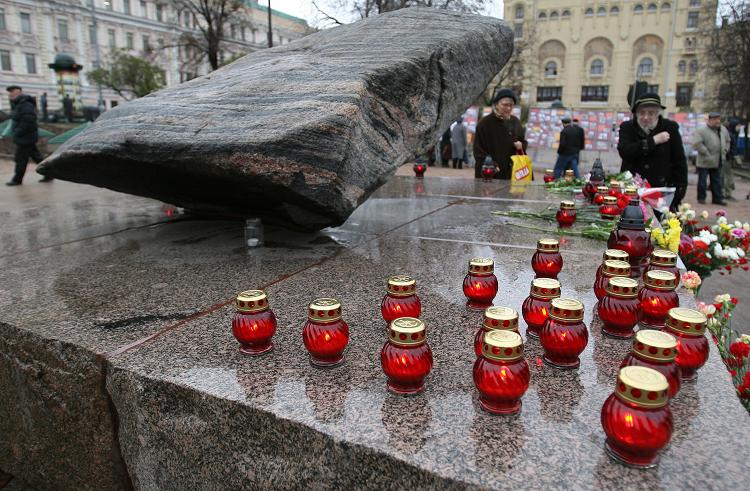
[618,116,687,209]
[693,125,730,169]
[451,122,467,159]
[725,117,742,158]
[558,124,584,155]
[473,114,527,179]
[10,94,39,145]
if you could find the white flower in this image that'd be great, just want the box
[704,305,717,316]
[623,171,633,180]
[685,210,696,219]
[744,223,750,232]
[739,249,745,258]
[735,221,743,228]
[696,230,718,244]
[715,294,731,303]
[719,216,728,225]
[706,252,712,259]
[728,249,739,261]
[741,334,750,343]
[702,211,710,220]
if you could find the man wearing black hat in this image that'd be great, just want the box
[473,88,527,179]
[5,85,49,186]
[617,92,687,210]
[693,112,729,205]
[553,117,585,178]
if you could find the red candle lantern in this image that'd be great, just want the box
[556,200,577,228]
[381,275,421,326]
[544,169,555,183]
[473,330,530,414]
[595,249,629,283]
[564,169,575,182]
[302,298,350,367]
[540,298,588,369]
[638,271,679,329]
[598,277,641,339]
[474,306,519,357]
[608,198,654,278]
[608,181,622,197]
[620,330,681,397]
[624,187,638,200]
[601,366,673,468]
[594,185,609,205]
[599,196,620,220]
[643,250,680,284]
[463,257,499,310]
[231,290,277,356]
[594,259,630,301]
[584,158,606,202]
[381,317,433,394]
[521,277,561,338]
[531,238,563,279]
[413,163,426,178]
[663,308,709,381]
[482,163,496,181]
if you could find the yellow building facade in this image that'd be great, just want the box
[503,0,715,113]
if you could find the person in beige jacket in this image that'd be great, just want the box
[693,112,730,205]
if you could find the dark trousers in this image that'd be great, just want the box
[12,143,44,183]
[697,167,723,202]
[553,154,579,179]
[452,158,463,169]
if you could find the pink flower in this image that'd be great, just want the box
[731,228,746,239]
[716,209,727,217]
[681,271,702,290]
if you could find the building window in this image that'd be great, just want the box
[157,38,164,48]
[538,12,547,20]
[156,4,164,22]
[638,57,654,75]
[581,85,609,102]
[241,26,246,41]
[142,35,150,51]
[550,10,559,20]
[140,1,147,17]
[513,23,523,38]
[562,10,571,18]
[590,59,604,75]
[634,4,644,13]
[89,25,97,45]
[689,59,698,74]
[678,60,686,74]
[110,100,118,108]
[108,28,116,48]
[104,1,113,11]
[585,8,594,17]
[183,10,190,27]
[544,61,558,77]
[230,24,236,39]
[537,86,563,102]
[687,11,699,28]
[515,4,524,19]
[25,53,36,74]
[611,6,620,15]
[0,9,6,31]
[126,32,134,49]
[86,0,94,7]
[58,19,69,41]
[647,3,657,12]
[123,0,131,14]
[690,0,700,6]
[662,2,671,11]
[676,84,693,106]
[20,12,32,34]
[1,50,11,71]
[597,7,606,16]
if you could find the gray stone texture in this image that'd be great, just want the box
[38,9,513,230]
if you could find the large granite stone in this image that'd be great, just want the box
[38,9,513,230]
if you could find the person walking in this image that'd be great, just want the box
[439,127,452,168]
[553,117,585,178]
[617,92,687,211]
[693,112,730,205]
[63,94,74,122]
[451,116,467,169]
[40,92,48,122]
[723,116,743,201]
[473,88,527,179]
[5,85,51,186]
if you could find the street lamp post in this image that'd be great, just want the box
[89,2,105,112]
[267,0,273,48]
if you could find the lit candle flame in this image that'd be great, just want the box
[624,413,634,428]
[324,333,331,342]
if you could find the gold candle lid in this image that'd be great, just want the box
[545,169,554,175]
[537,238,560,252]
[603,196,617,205]
[644,270,677,290]
[625,187,638,197]
[560,200,575,210]
[481,330,524,361]
[530,278,561,299]
[602,259,631,277]
[483,306,519,331]
[603,248,629,262]
[308,298,342,323]
[610,180,622,190]
[651,249,678,266]
[615,366,669,408]
[235,290,270,313]
[387,275,417,296]
[549,298,584,321]
[597,185,609,193]
[605,277,639,298]
[633,330,678,362]
[665,308,707,336]
[389,317,427,346]
[468,257,494,274]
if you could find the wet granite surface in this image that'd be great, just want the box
[1,176,747,489]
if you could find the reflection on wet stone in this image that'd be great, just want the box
[591,315,632,386]
[469,399,526,473]
[236,365,280,407]
[303,365,355,423]
[534,368,584,423]
[593,452,664,490]
[670,382,701,443]
[381,393,432,455]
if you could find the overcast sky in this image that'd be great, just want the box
[264,1,505,28]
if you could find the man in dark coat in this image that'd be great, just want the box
[617,93,687,211]
[473,88,527,179]
[6,85,50,186]
[553,117,585,178]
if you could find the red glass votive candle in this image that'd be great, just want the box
[643,250,680,284]
[302,298,349,367]
[232,289,277,356]
[381,275,422,326]
[608,181,622,196]
[531,238,563,279]
[413,163,426,177]
[600,196,620,220]
[473,330,530,414]
[663,308,709,381]
[482,164,496,181]
[556,200,577,228]
[474,306,519,357]
[598,277,641,339]
[607,215,653,279]
[540,298,588,369]
[601,366,673,468]
[638,271,679,329]
[620,330,681,397]
[594,259,631,301]
[381,317,433,395]
[463,257,499,310]
[564,169,575,182]
[544,169,554,183]
[583,179,602,202]
[594,185,609,205]
[522,277,561,338]
[595,249,630,283]
[625,187,638,200]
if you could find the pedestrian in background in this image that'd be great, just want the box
[617,92,687,211]
[723,116,743,201]
[63,94,74,122]
[5,85,51,186]
[451,116,467,169]
[473,88,527,179]
[553,117,585,178]
[40,92,48,122]
[693,112,729,205]
[439,128,452,168]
